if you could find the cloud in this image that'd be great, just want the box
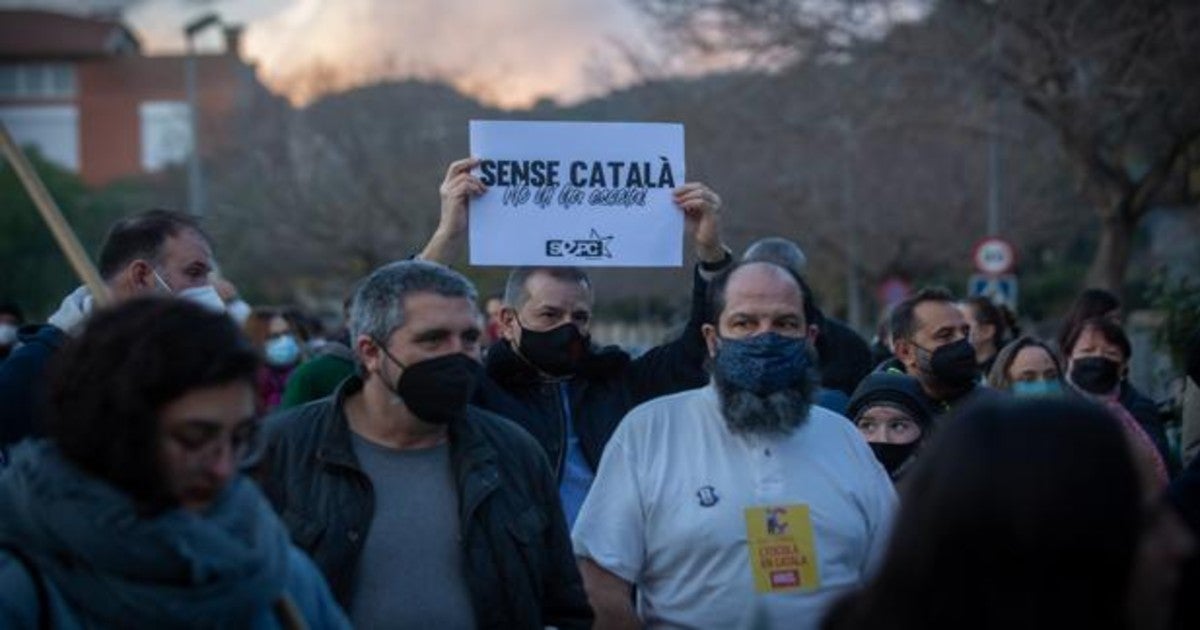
[243,0,652,107]
[119,0,655,108]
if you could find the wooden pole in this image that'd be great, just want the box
[0,120,111,306]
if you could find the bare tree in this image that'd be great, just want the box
[633,0,1200,294]
[961,0,1200,292]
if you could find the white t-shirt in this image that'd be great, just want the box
[572,385,897,630]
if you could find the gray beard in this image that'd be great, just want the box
[713,370,815,438]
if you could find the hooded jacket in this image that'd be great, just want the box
[0,325,67,451]
[846,372,937,481]
[0,441,349,629]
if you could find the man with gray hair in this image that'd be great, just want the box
[253,260,592,629]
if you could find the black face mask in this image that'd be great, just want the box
[918,339,979,390]
[869,441,919,478]
[378,346,478,425]
[1070,356,1122,395]
[517,322,589,376]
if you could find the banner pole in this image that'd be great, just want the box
[0,120,111,306]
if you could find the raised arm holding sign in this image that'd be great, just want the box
[420,120,727,268]
[420,161,728,266]
[416,123,733,530]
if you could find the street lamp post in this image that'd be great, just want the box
[184,13,220,218]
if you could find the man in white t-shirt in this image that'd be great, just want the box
[572,260,897,629]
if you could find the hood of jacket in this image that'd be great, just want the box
[845,371,936,429]
[0,441,291,628]
[46,286,95,336]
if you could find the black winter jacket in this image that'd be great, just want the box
[475,265,713,477]
[1120,380,1176,475]
[0,325,66,452]
[814,315,873,396]
[251,377,593,629]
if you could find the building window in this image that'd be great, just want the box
[0,64,77,98]
[139,101,193,172]
[0,105,80,170]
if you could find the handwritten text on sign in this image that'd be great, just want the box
[468,120,685,267]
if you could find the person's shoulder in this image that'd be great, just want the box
[626,385,712,421]
[804,404,860,436]
[0,549,46,626]
[467,405,542,453]
[262,395,338,444]
[17,324,66,348]
[822,317,869,347]
[1119,381,1157,411]
[0,326,65,374]
[614,385,716,442]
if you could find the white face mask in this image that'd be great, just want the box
[154,270,226,314]
[226,299,252,326]
[0,323,17,346]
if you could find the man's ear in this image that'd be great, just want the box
[702,323,719,358]
[806,324,819,344]
[126,259,158,293]
[356,334,383,375]
[499,306,521,343]
[894,338,916,368]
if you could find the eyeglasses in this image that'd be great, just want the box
[164,420,260,464]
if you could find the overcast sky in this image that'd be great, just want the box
[96,0,660,108]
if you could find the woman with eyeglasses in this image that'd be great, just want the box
[0,297,348,629]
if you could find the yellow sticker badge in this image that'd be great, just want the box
[744,504,820,593]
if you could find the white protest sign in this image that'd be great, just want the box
[468,120,685,267]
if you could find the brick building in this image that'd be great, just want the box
[0,9,267,186]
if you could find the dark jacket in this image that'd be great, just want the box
[0,325,66,451]
[251,377,592,630]
[815,315,873,396]
[1120,380,1176,475]
[1169,454,1200,630]
[475,265,713,478]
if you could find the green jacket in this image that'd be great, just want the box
[279,344,356,410]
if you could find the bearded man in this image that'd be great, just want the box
[571,261,897,630]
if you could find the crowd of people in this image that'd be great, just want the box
[0,158,1197,629]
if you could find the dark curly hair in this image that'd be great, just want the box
[824,397,1141,630]
[46,297,258,508]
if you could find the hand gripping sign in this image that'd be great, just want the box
[468,120,685,267]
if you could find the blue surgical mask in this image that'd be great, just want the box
[714,332,812,396]
[1011,379,1063,397]
[265,334,301,367]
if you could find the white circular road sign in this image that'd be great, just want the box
[973,237,1016,275]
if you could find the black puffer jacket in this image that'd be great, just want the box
[251,377,592,630]
[814,315,873,396]
[475,266,713,477]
